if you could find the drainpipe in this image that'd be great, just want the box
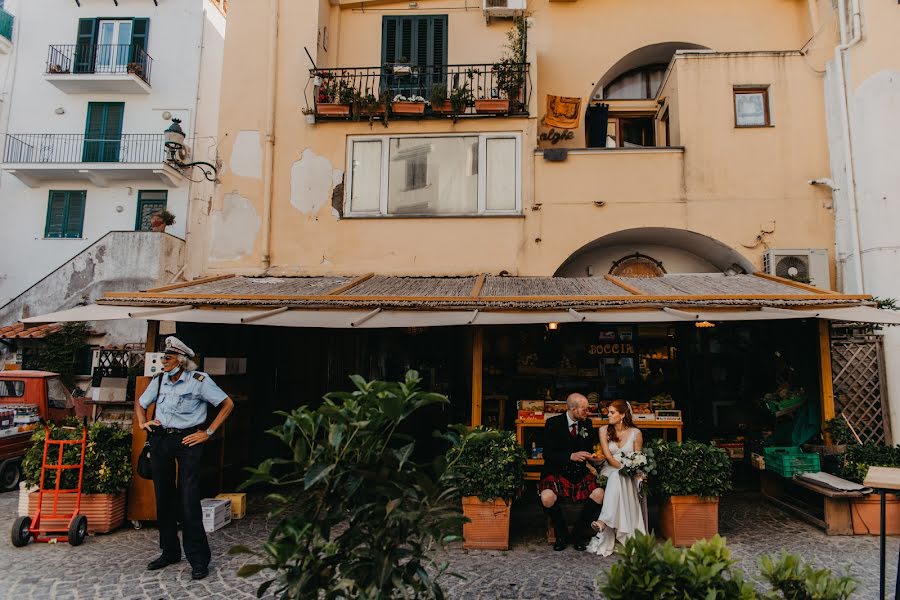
[260,0,279,271]
[834,0,864,292]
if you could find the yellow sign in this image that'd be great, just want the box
[542,95,582,129]
[587,343,635,356]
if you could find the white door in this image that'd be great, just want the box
[96,20,133,73]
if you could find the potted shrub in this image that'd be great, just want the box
[352,89,389,125]
[840,443,900,535]
[444,426,527,550]
[126,62,144,77]
[23,421,132,534]
[391,94,428,115]
[649,439,732,546]
[430,83,452,115]
[150,209,175,232]
[315,72,353,117]
[477,16,528,115]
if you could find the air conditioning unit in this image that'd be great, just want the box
[763,249,830,290]
[483,0,526,18]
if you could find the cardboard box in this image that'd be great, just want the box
[204,357,247,375]
[517,410,544,421]
[216,493,247,519]
[201,498,232,532]
[144,352,166,377]
[517,400,544,411]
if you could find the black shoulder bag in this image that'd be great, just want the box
[136,375,162,480]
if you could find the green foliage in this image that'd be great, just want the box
[235,371,466,600]
[442,426,526,501]
[599,533,758,599]
[599,534,858,600]
[649,439,733,498]
[24,321,88,388]
[449,83,473,114]
[429,83,448,106]
[823,418,855,446]
[493,15,529,103]
[760,553,856,600]
[839,443,900,484]
[874,297,899,311]
[22,420,132,495]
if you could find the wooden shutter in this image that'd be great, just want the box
[65,193,86,238]
[131,18,149,62]
[74,18,98,74]
[45,192,67,238]
[382,17,398,64]
[84,103,124,163]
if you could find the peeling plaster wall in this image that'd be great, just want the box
[209,192,261,262]
[290,149,342,217]
[230,130,264,180]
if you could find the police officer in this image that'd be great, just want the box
[135,336,235,580]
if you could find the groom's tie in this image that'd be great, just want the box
[570,423,577,438]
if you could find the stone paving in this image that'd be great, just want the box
[0,489,895,599]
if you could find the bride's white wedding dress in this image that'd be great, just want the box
[586,427,646,557]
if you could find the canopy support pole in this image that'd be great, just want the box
[818,320,836,441]
[471,327,483,427]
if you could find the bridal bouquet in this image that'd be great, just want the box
[619,449,656,479]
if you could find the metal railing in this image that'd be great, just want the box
[0,8,13,42]
[3,134,167,164]
[46,44,153,85]
[310,62,531,117]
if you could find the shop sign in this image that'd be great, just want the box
[539,128,575,145]
[587,342,635,356]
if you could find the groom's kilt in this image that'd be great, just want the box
[537,472,599,502]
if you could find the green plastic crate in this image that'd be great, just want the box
[764,446,821,478]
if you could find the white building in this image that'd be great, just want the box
[0,0,225,328]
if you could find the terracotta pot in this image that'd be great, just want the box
[432,100,454,114]
[475,99,510,114]
[359,104,386,118]
[316,103,351,117]
[28,491,126,534]
[461,496,511,550]
[851,494,900,535]
[658,495,719,547]
[392,102,426,115]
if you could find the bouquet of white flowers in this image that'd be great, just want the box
[619,449,656,479]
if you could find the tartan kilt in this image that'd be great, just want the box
[537,472,598,502]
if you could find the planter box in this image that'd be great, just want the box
[392,102,426,115]
[475,99,510,114]
[431,100,454,115]
[28,491,126,534]
[851,494,900,535]
[462,496,511,550]
[316,103,350,117]
[359,104,386,118]
[659,495,719,547]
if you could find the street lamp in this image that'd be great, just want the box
[164,118,218,182]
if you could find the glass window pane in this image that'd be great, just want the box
[387,136,478,215]
[0,380,24,397]
[735,92,767,126]
[350,140,382,212]
[485,138,516,211]
[46,378,72,409]
[605,71,645,99]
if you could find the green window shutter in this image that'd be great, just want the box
[83,102,124,163]
[131,18,149,62]
[382,15,448,95]
[65,193,86,238]
[432,16,447,71]
[382,17,398,64]
[75,18,98,74]
[45,192,67,238]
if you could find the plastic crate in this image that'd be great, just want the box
[764,446,821,478]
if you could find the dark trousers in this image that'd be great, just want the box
[150,433,210,569]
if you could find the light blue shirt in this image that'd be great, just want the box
[139,369,228,429]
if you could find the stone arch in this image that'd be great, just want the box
[589,42,712,101]
[554,228,754,278]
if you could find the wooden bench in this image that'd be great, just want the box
[761,471,869,535]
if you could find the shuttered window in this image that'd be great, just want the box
[382,16,447,96]
[45,191,86,239]
[74,17,150,74]
[83,102,124,163]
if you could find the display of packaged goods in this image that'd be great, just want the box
[655,409,682,422]
[630,402,653,416]
[517,410,544,421]
[517,400,545,411]
[544,401,568,414]
[713,441,745,460]
[201,498,232,532]
[0,409,15,429]
[633,413,657,421]
[215,493,247,519]
[650,394,676,411]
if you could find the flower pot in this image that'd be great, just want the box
[432,100,454,115]
[360,104,387,118]
[461,496,511,550]
[851,494,900,535]
[392,102,426,115]
[28,491,126,534]
[658,495,719,547]
[475,99,510,114]
[316,103,351,117]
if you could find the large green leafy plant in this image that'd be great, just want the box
[444,426,526,502]
[23,321,88,387]
[839,443,900,483]
[234,371,466,600]
[23,420,132,495]
[599,533,856,600]
[649,439,733,498]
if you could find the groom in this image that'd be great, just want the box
[538,393,604,551]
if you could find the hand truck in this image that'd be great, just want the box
[10,423,88,547]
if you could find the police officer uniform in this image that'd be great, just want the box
[138,337,228,578]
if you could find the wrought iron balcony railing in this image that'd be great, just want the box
[3,134,167,164]
[309,62,531,118]
[46,44,153,85]
[0,8,14,42]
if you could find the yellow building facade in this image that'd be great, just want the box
[189,0,838,284]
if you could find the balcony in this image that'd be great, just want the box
[0,8,14,54]
[43,44,153,94]
[2,134,184,187]
[308,62,531,122]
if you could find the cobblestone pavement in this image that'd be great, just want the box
[0,490,894,599]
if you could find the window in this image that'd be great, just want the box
[83,102,124,162]
[605,115,656,148]
[46,377,73,410]
[734,87,770,127]
[136,190,168,231]
[45,191,86,238]
[75,17,150,74]
[604,65,668,100]
[381,15,447,96]
[0,380,24,397]
[346,134,521,216]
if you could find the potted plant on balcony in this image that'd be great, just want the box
[477,16,528,115]
[391,94,428,116]
[649,439,732,546]
[430,83,452,115]
[23,420,132,534]
[126,62,144,77]
[315,71,353,117]
[352,89,389,126]
[150,210,175,233]
[443,426,527,550]
[840,443,900,535]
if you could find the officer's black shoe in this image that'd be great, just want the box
[191,566,209,580]
[552,538,567,551]
[573,540,587,551]
[147,555,181,571]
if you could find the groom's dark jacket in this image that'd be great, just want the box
[540,413,599,480]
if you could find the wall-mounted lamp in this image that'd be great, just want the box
[547,322,559,331]
[164,119,218,182]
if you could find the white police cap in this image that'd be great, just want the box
[164,336,195,358]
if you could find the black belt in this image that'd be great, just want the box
[159,426,200,435]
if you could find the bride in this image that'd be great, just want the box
[586,400,647,556]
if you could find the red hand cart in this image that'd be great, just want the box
[10,424,88,547]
